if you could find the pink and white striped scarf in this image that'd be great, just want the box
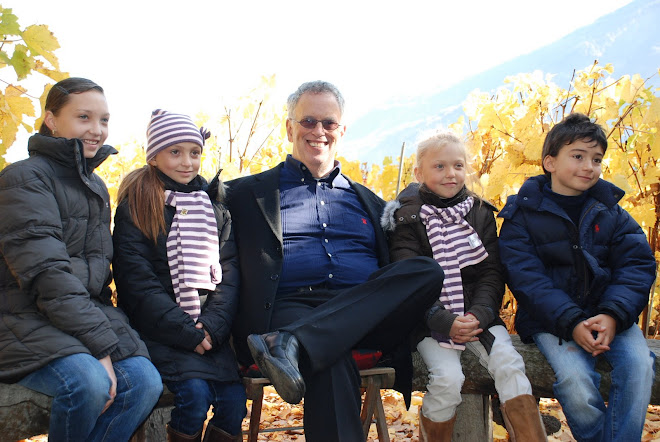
[165,190,222,322]
[420,197,488,350]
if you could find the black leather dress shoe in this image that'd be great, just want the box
[247,331,306,404]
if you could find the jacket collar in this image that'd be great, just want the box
[252,164,284,241]
[394,182,496,217]
[517,174,624,210]
[27,134,117,176]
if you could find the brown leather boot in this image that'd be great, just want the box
[167,424,202,442]
[418,407,456,442]
[202,423,242,441]
[501,394,547,442]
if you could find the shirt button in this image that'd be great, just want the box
[317,182,321,186]
[328,253,332,257]
[300,178,305,182]
[270,274,279,281]
[572,245,579,249]
[264,302,272,309]
[322,223,327,228]
[328,274,333,278]
[325,239,329,243]
[320,201,325,205]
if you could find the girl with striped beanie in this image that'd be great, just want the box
[113,110,246,442]
[381,131,546,442]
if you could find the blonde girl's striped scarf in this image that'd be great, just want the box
[419,196,488,350]
[164,190,222,322]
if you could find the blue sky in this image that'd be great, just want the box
[5,0,633,161]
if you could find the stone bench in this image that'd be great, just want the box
[2,336,659,441]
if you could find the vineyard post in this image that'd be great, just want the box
[396,142,406,196]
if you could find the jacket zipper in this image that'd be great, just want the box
[578,201,598,303]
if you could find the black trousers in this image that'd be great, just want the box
[269,256,443,442]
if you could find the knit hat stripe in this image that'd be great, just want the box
[150,133,203,151]
[146,109,204,162]
[149,118,201,135]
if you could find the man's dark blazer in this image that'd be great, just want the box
[224,162,389,366]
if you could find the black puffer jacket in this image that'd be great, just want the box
[0,134,149,383]
[383,183,505,348]
[113,172,241,383]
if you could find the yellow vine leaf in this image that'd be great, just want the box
[9,44,33,80]
[22,24,60,69]
[609,172,633,194]
[0,7,20,35]
[0,85,34,148]
[34,65,68,82]
[628,204,655,229]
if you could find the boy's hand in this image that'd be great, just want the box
[450,314,482,344]
[572,316,614,356]
[584,314,617,354]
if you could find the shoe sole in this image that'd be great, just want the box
[247,335,306,404]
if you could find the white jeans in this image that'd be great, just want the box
[417,325,532,422]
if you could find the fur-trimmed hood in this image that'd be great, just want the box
[381,200,401,232]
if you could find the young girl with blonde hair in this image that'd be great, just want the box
[382,131,545,441]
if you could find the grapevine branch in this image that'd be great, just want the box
[0,78,39,99]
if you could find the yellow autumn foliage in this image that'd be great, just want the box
[3,8,659,334]
[0,5,67,169]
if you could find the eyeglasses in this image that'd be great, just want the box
[289,117,341,131]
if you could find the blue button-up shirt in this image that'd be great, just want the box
[277,155,379,295]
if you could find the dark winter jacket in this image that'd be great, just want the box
[383,183,505,348]
[0,134,149,383]
[113,171,241,383]
[498,174,656,343]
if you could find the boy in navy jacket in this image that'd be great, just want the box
[498,113,656,442]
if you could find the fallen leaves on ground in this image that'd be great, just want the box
[241,387,660,441]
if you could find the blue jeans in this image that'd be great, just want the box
[534,325,655,442]
[18,354,162,442]
[166,378,246,436]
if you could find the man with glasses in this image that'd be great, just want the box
[225,80,443,441]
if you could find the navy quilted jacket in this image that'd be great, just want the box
[498,175,655,343]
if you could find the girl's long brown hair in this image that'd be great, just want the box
[117,165,166,244]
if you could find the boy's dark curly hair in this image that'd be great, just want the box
[541,113,607,175]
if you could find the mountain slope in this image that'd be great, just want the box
[343,0,660,164]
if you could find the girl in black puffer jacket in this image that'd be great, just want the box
[113,110,246,442]
[0,78,162,441]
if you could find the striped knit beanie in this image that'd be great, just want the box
[146,109,208,162]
